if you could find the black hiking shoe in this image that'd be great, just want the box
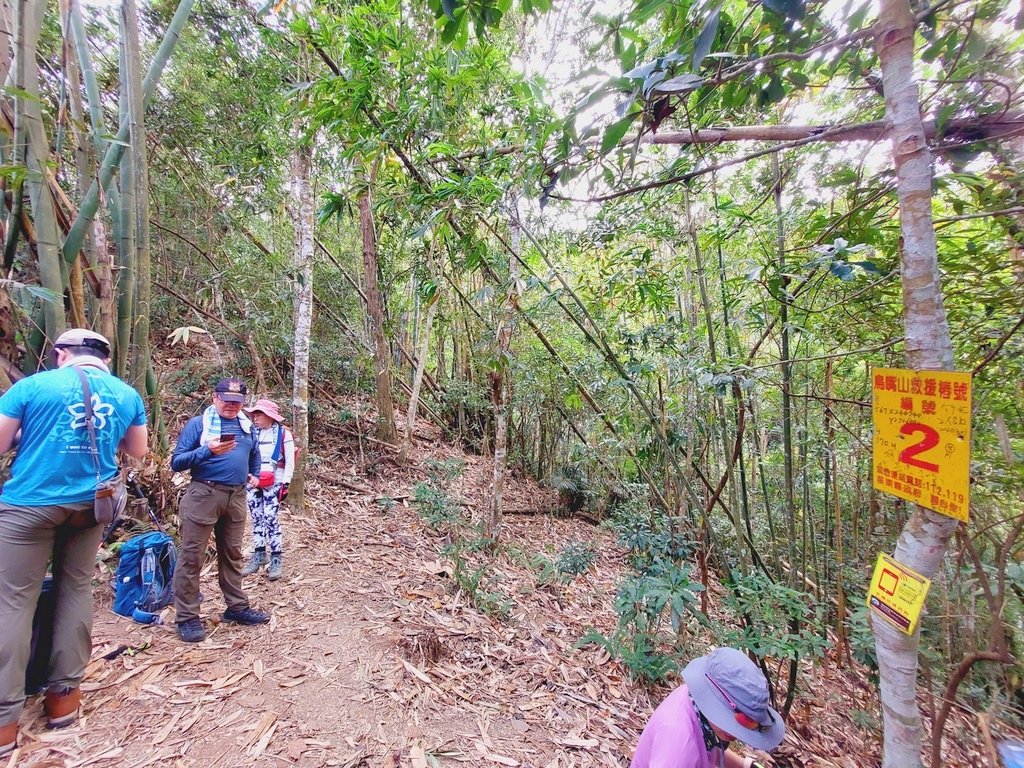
[176,618,206,643]
[223,606,270,625]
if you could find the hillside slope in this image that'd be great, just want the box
[5,401,993,767]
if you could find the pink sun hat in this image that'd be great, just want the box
[243,398,285,423]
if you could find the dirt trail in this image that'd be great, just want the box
[7,430,989,768]
[7,446,654,768]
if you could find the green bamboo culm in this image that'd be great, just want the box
[61,0,196,264]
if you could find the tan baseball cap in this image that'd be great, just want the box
[54,328,111,355]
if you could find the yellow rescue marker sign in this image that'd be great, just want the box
[872,367,972,522]
[868,553,930,635]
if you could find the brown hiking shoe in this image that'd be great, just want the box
[0,721,16,756]
[44,687,81,729]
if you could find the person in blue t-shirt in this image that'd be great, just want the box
[170,377,270,643]
[0,329,147,756]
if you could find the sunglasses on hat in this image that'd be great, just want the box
[705,673,777,733]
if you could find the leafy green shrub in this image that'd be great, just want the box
[577,487,707,683]
[577,556,705,684]
[610,512,694,574]
[616,562,706,635]
[164,359,204,397]
[578,628,677,685]
[530,553,562,588]
[551,465,595,517]
[424,457,466,484]
[556,541,597,576]
[412,482,462,528]
[846,601,877,674]
[445,540,513,621]
[722,570,829,662]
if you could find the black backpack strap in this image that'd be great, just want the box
[73,367,102,488]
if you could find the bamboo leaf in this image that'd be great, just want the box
[651,73,703,95]
[600,112,638,154]
[761,0,805,19]
[25,286,62,305]
[692,5,721,71]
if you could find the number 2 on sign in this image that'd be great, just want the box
[899,422,940,472]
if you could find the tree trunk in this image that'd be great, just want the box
[873,1,958,765]
[486,203,520,539]
[289,135,313,508]
[685,185,748,564]
[400,244,438,462]
[358,167,398,446]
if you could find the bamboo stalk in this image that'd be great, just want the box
[62,0,196,262]
[18,0,66,345]
[123,0,151,396]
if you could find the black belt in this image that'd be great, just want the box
[193,479,244,491]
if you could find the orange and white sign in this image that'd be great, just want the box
[872,367,971,522]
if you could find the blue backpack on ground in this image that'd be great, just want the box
[113,531,176,624]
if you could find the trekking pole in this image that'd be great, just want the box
[127,470,167,533]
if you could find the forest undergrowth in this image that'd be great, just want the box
[4,383,1002,768]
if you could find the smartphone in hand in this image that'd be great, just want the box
[220,434,236,445]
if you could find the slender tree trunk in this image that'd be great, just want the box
[685,186,749,564]
[400,242,438,463]
[826,361,849,663]
[486,202,521,539]
[359,164,398,446]
[773,151,801,716]
[0,0,12,87]
[3,0,23,279]
[401,296,437,460]
[873,1,958,765]
[290,134,313,508]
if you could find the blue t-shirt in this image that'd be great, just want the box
[170,414,260,484]
[0,365,147,506]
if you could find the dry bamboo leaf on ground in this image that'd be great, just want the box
[152,709,182,744]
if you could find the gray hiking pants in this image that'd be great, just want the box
[0,500,102,726]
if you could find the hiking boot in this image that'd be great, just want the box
[176,617,206,643]
[223,606,270,625]
[242,549,267,576]
[44,687,81,729]
[267,553,283,581]
[0,722,16,756]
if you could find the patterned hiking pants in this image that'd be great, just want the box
[246,484,282,554]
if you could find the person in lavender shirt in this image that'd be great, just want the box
[631,648,785,768]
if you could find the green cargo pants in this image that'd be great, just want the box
[0,500,102,726]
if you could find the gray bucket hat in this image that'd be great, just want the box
[683,647,785,751]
